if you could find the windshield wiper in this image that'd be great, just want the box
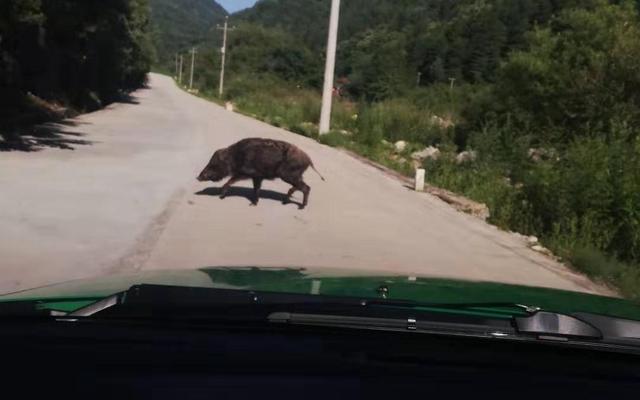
[267,310,603,339]
[44,284,640,352]
[268,308,640,355]
[268,311,511,337]
[364,299,540,314]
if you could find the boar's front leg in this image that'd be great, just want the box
[220,175,244,199]
[251,178,263,206]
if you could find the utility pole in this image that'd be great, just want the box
[319,0,341,135]
[178,55,183,85]
[189,47,197,91]
[175,53,179,79]
[217,16,235,98]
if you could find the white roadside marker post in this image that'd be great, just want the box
[415,169,425,192]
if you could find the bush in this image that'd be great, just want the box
[319,131,351,148]
[569,246,640,301]
[225,76,322,130]
[424,152,534,232]
[353,98,454,146]
[420,99,640,297]
[492,1,640,142]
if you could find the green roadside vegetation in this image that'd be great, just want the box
[156,0,640,299]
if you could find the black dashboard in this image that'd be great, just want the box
[3,318,640,399]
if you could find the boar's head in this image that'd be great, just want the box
[197,149,231,182]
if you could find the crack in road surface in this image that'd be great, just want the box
[0,73,613,296]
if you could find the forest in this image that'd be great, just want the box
[0,0,153,149]
[154,0,640,298]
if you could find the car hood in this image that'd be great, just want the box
[1,267,640,319]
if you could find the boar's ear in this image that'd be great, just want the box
[218,148,231,163]
[208,150,219,162]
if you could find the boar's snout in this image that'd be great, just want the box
[197,166,226,182]
[197,150,230,182]
[196,169,209,182]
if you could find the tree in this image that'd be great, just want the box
[1,0,153,128]
[341,29,412,100]
[494,0,640,142]
[226,23,318,85]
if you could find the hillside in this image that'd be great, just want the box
[236,0,589,90]
[237,0,433,50]
[150,0,228,65]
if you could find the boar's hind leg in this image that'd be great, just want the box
[299,181,311,209]
[282,173,310,209]
[251,178,263,206]
[282,187,297,204]
[287,179,310,209]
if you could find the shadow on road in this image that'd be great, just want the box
[118,93,141,105]
[0,120,92,152]
[196,186,303,208]
[1,91,141,152]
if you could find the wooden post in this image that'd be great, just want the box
[415,169,425,192]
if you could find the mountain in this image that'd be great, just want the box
[236,0,588,92]
[150,0,228,65]
[236,0,429,50]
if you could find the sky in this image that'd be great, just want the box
[217,0,259,13]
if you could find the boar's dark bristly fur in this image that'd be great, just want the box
[197,138,325,209]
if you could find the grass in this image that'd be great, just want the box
[568,246,640,301]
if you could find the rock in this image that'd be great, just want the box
[531,244,553,256]
[394,140,407,153]
[338,129,352,136]
[527,236,539,245]
[225,102,234,112]
[381,139,392,147]
[511,232,527,241]
[430,115,455,129]
[456,150,477,164]
[411,146,440,161]
[429,186,491,220]
[300,122,317,131]
[528,148,558,162]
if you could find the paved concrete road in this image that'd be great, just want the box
[0,74,609,295]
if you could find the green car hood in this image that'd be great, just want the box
[1,267,640,320]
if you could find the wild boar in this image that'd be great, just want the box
[197,138,325,209]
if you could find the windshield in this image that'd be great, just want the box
[1,0,639,316]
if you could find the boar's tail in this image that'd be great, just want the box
[310,162,326,182]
